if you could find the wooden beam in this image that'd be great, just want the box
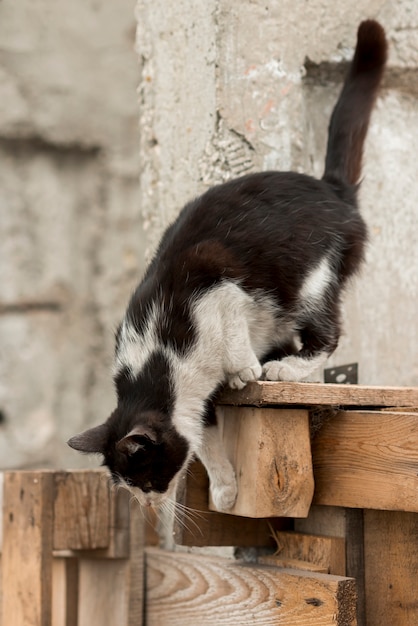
[219,381,418,408]
[127,499,145,626]
[209,406,314,518]
[364,510,418,626]
[313,411,418,512]
[1,471,54,626]
[174,459,290,547]
[52,558,79,626]
[295,506,366,626]
[268,530,346,576]
[145,548,357,626]
[53,470,110,551]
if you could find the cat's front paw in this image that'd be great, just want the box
[262,356,318,382]
[228,362,262,390]
[210,478,238,511]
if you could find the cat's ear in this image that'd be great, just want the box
[67,423,108,454]
[116,426,158,456]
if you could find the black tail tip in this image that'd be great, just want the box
[355,20,388,70]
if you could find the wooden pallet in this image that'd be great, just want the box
[0,470,144,626]
[172,381,418,626]
[1,382,417,626]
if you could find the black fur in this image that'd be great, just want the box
[68,21,387,502]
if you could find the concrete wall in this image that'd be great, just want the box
[0,1,144,468]
[136,0,418,387]
[0,1,416,470]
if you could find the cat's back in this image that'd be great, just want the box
[156,170,363,264]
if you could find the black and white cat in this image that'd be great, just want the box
[68,21,387,512]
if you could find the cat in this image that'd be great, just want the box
[68,20,387,513]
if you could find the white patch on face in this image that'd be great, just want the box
[299,256,334,307]
[113,299,162,378]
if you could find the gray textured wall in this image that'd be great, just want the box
[0,1,144,468]
[0,1,417,470]
[136,0,418,386]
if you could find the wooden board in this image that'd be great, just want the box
[53,470,111,551]
[175,460,290,547]
[209,407,314,518]
[52,558,79,626]
[364,510,418,626]
[312,411,418,512]
[1,471,54,626]
[219,381,418,408]
[145,548,357,626]
[269,530,346,576]
[127,498,145,626]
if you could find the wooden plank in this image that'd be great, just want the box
[345,510,366,626]
[209,407,314,518]
[219,380,418,408]
[174,459,290,547]
[52,558,79,626]
[295,506,366,626]
[1,471,54,626]
[257,555,328,573]
[313,411,418,512]
[145,548,357,626]
[127,498,145,626]
[53,470,110,551]
[269,530,346,576]
[78,559,129,626]
[364,510,418,626]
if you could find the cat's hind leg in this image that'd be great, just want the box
[263,309,340,382]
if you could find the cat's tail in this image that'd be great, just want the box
[323,20,387,187]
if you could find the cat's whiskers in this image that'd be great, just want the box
[163,497,204,538]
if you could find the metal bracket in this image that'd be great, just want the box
[324,362,358,385]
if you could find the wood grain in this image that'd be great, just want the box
[269,530,346,576]
[364,510,418,626]
[53,470,111,551]
[210,407,314,518]
[52,558,79,626]
[219,381,418,408]
[1,471,54,626]
[145,548,357,626]
[174,459,289,547]
[313,411,418,512]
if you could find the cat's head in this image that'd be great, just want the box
[67,407,190,507]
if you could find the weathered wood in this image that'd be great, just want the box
[127,498,145,626]
[345,510,366,626]
[364,510,418,626]
[52,558,79,626]
[209,406,314,518]
[313,411,418,512]
[145,548,357,626]
[219,381,418,408]
[257,555,328,573]
[78,559,129,625]
[295,506,366,626]
[175,460,289,547]
[1,471,54,626]
[269,530,346,576]
[53,470,110,551]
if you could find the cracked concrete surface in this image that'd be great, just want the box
[0,0,417,469]
[136,0,418,387]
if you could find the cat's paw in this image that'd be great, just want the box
[263,358,304,382]
[263,355,322,382]
[228,362,262,390]
[210,477,238,511]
